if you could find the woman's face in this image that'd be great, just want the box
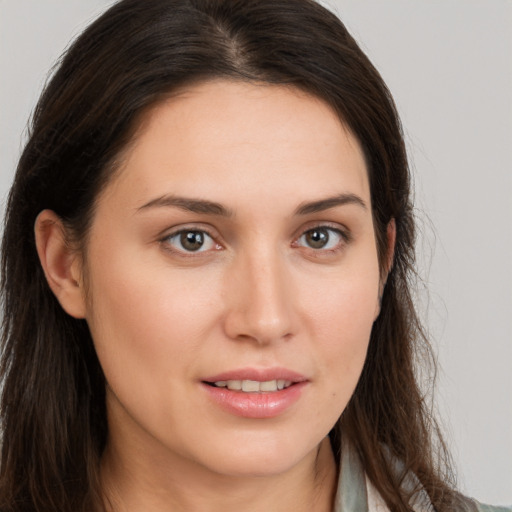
[82,80,382,477]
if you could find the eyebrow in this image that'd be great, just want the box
[137,195,234,217]
[137,192,367,217]
[294,193,367,215]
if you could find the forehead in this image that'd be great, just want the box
[102,80,370,212]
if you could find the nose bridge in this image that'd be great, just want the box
[224,242,294,344]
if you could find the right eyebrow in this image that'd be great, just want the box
[136,194,234,217]
[294,193,368,216]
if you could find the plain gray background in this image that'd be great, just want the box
[1,0,511,505]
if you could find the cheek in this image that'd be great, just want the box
[301,264,379,405]
[84,265,227,451]
[87,269,215,360]
[303,259,380,347]
[83,241,222,406]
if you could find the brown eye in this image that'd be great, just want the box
[165,230,216,253]
[180,231,205,251]
[304,228,329,249]
[298,227,345,250]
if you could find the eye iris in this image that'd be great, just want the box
[305,228,329,249]
[180,231,204,251]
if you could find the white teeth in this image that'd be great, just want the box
[227,380,242,390]
[242,380,260,392]
[213,379,293,392]
[260,380,278,392]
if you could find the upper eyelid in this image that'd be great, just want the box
[159,223,220,240]
[294,221,351,241]
[159,225,219,247]
[165,229,214,240]
[295,226,349,247]
[159,228,220,256]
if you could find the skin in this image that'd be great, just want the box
[36,80,392,512]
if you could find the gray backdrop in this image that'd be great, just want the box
[1,0,511,505]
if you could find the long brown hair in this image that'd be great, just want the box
[1,1,466,510]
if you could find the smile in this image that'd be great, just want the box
[211,379,293,392]
[201,368,308,418]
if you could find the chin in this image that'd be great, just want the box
[189,430,321,478]
[208,454,305,479]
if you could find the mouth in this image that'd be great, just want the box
[200,368,308,417]
[204,379,294,393]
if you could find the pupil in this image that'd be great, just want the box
[181,231,204,251]
[306,229,328,249]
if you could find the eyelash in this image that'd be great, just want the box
[160,224,351,257]
[160,227,221,256]
[293,225,350,254]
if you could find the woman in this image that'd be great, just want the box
[0,1,507,511]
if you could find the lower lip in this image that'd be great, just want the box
[201,382,307,419]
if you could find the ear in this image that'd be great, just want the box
[374,218,396,319]
[34,210,86,319]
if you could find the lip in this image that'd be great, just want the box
[201,367,308,419]
[202,367,308,383]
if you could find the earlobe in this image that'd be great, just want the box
[34,210,86,319]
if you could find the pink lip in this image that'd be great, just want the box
[203,367,308,383]
[201,367,308,419]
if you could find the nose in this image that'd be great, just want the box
[223,248,296,345]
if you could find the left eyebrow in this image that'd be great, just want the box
[136,194,234,217]
[294,193,368,215]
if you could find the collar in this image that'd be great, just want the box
[333,441,435,512]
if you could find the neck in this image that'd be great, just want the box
[100,436,337,512]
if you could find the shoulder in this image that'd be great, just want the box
[457,497,512,512]
[473,503,512,512]
[334,440,511,512]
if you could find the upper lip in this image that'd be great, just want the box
[202,367,308,383]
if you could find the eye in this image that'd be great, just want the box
[297,226,346,250]
[163,229,217,253]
